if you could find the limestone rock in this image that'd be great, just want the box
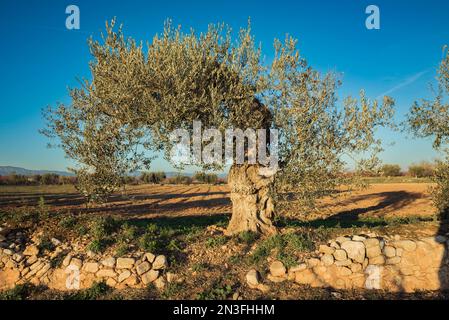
[69,258,83,269]
[289,264,307,272]
[267,274,286,283]
[334,259,351,267]
[350,263,362,273]
[26,255,38,265]
[136,261,151,275]
[383,246,396,258]
[154,276,166,290]
[23,245,39,256]
[341,241,366,263]
[116,257,135,269]
[369,255,385,265]
[141,269,159,285]
[144,253,156,263]
[366,244,382,258]
[118,270,131,283]
[101,257,116,268]
[386,256,401,265]
[364,238,380,248]
[269,261,286,277]
[246,269,261,288]
[335,236,350,244]
[319,245,335,255]
[306,258,320,267]
[295,269,316,285]
[12,253,24,262]
[106,278,117,287]
[152,255,168,270]
[333,249,348,261]
[321,254,334,266]
[96,269,117,278]
[83,262,99,273]
[393,240,416,252]
[62,254,72,267]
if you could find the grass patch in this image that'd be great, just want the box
[196,283,233,300]
[64,282,111,300]
[0,283,36,300]
[205,235,228,248]
[250,230,328,267]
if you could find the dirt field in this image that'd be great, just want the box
[0,182,436,221]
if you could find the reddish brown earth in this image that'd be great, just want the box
[0,183,436,221]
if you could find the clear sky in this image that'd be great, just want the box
[0,0,448,172]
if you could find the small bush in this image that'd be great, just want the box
[381,164,402,177]
[89,216,118,239]
[38,236,55,253]
[87,239,109,253]
[65,282,110,300]
[250,232,316,267]
[205,235,228,248]
[0,283,35,300]
[59,215,78,229]
[196,283,233,300]
[236,231,259,245]
[432,160,449,219]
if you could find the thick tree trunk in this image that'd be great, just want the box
[225,164,277,236]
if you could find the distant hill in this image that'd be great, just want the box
[0,166,227,179]
[0,166,74,176]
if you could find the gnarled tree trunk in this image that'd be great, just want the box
[225,163,277,235]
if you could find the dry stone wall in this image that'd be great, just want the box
[0,227,179,291]
[251,233,449,293]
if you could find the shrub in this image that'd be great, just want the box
[65,282,111,300]
[89,216,118,239]
[250,232,316,267]
[236,231,259,245]
[196,283,233,300]
[205,235,228,248]
[0,283,35,300]
[381,164,401,177]
[141,172,166,184]
[408,161,434,177]
[167,174,192,185]
[432,160,449,219]
[193,172,219,184]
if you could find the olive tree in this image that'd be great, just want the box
[407,48,449,216]
[43,20,394,235]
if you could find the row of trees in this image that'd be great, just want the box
[0,173,77,186]
[380,162,436,177]
[0,171,223,186]
[42,19,449,234]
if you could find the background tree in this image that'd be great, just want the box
[407,47,449,217]
[43,19,394,235]
[381,164,402,177]
[407,161,435,178]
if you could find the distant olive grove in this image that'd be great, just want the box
[0,171,224,186]
[0,165,433,186]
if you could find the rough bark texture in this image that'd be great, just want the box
[225,164,277,235]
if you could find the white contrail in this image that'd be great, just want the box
[376,70,429,99]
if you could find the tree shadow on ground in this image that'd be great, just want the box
[281,191,425,229]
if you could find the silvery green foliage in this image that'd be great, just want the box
[407,48,449,216]
[43,19,395,206]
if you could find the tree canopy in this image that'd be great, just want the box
[42,19,395,213]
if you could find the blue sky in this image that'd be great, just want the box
[0,0,448,172]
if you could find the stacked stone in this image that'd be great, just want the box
[255,233,449,293]
[0,228,173,291]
